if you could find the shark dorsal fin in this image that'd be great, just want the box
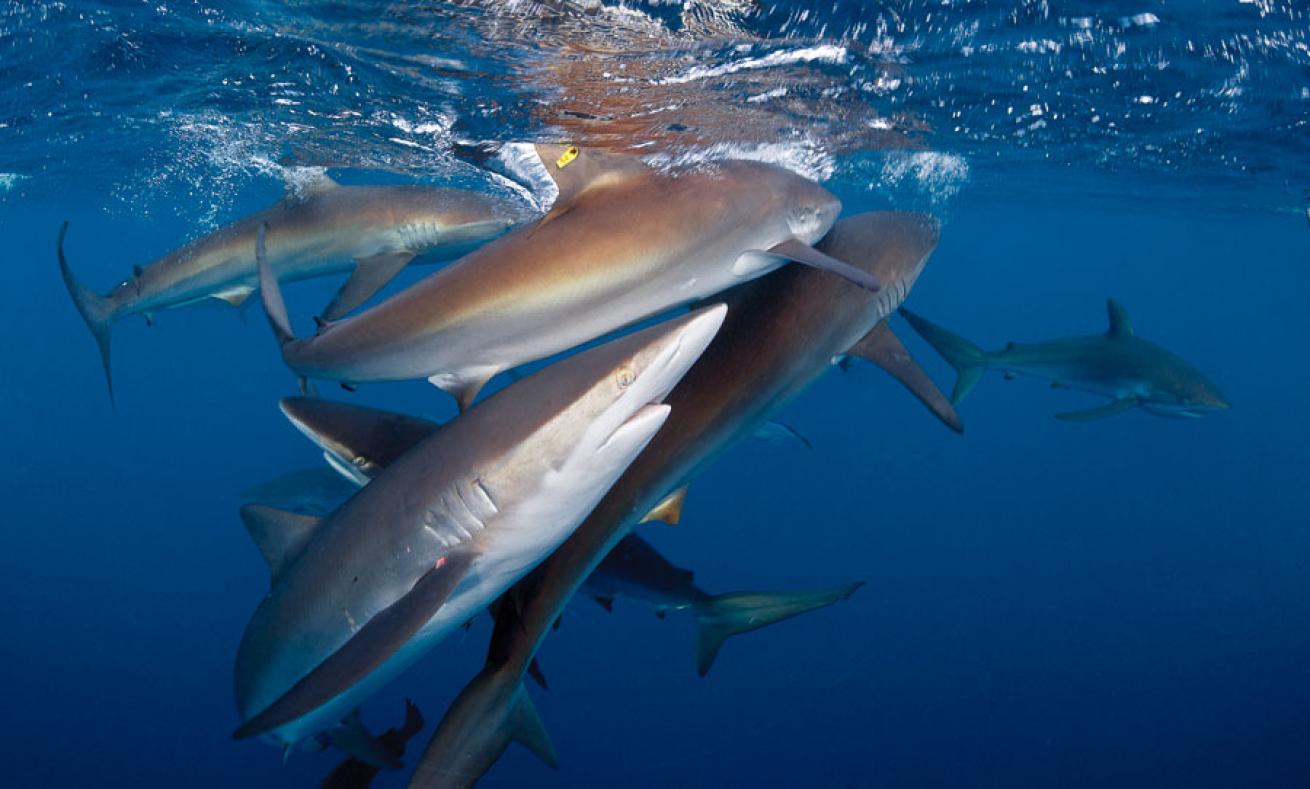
[1106,299,1134,338]
[281,168,339,204]
[532,144,647,211]
[240,504,324,585]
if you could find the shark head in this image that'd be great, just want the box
[1139,357,1230,419]
[780,174,842,245]
[475,303,727,562]
[816,212,941,319]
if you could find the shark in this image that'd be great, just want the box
[261,397,860,680]
[58,172,529,402]
[257,144,882,410]
[583,534,863,677]
[231,303,727,757]
[407,211,961,788]
[898,300,1229,421]
[321,700,426,789]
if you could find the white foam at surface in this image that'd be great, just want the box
[878,151,971,203]
[644,140,836,182]
[0,173,26,192]
[655,45,848,86]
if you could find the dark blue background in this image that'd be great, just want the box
[2,176,1306,787]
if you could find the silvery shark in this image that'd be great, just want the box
[409,211,961,788]
[899,300,1229,421]
[58,172,528,402]
[231,303,727,756]
[264,397,860,681]
[258,144,881,410]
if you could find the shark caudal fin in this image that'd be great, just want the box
[692,582,863,677]
[57,222,117,405]
[897,308,988,405]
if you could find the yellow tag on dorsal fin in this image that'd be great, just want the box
[555,146,579,169]
[639,485,688,526]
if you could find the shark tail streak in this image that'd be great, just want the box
[57,222,117,405]
[897,307,987,405]
[692,581,864,677]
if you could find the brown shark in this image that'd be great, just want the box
[407,211,960,788]
[58,172,528,402]
[258,145,881,410]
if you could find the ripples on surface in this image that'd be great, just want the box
[1,1,1306,217]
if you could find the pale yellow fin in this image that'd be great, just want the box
[639,485,688,526]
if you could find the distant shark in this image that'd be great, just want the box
[320,700,426,789]
[258,144,881,410]
[58,172,528,402]
[231,304,725,754]
[899,299,1229,421]
[584,534,862,677]
[408,211,960,788]
[267,398,860,680]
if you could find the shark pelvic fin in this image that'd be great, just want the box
[1106,298,1134,338]
[234,549,476,741]
[57,222,117,406]
[693,582,864,677]
[767,239,881,292]
[1055,398,1138,422]
[428,371,493,413]
[640,485,688,526]
[211,284,255,307]
[752,420,814,450]
[509,687,558,768]
[239,504,324,585]
[320,251,416,322]
[327,708,403,769]
[897,307,988,405]
[848,321,963,433]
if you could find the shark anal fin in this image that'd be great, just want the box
[327,708,403,769]
[239,504,324,586]
[233,549,476,740]
[429,371,494,413]
[767,239,881,292]
[848,322,963,433]
[320,251,416,322]
[639,485,688,526]
[1055,398,1138,422]
[591,595,614,613]
[509,688,557,768]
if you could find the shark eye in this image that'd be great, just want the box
[616,367,634,387]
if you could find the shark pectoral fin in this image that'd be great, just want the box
[320,251,416,322]
[211,284,255,307]
[239,504,324,585]
[429,371,495,413]
[509,687,557,768]
[327,709,403,769]
[233,549,476,741]
[766,239,881,292]
[848,322,963,433]
[752,420,814,450]
[694,582,863,677]
[639,485,688,526]
[527,658,549,691]
[1055,398,1138,422]
[256,223,296,348]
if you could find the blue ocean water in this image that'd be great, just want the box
[2,2,1308,787]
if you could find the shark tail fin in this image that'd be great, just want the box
[255,222,295,347]
[57,221,117,405]
[509,684,558,768]
[897,307,987,405]
[692,581,864,677]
